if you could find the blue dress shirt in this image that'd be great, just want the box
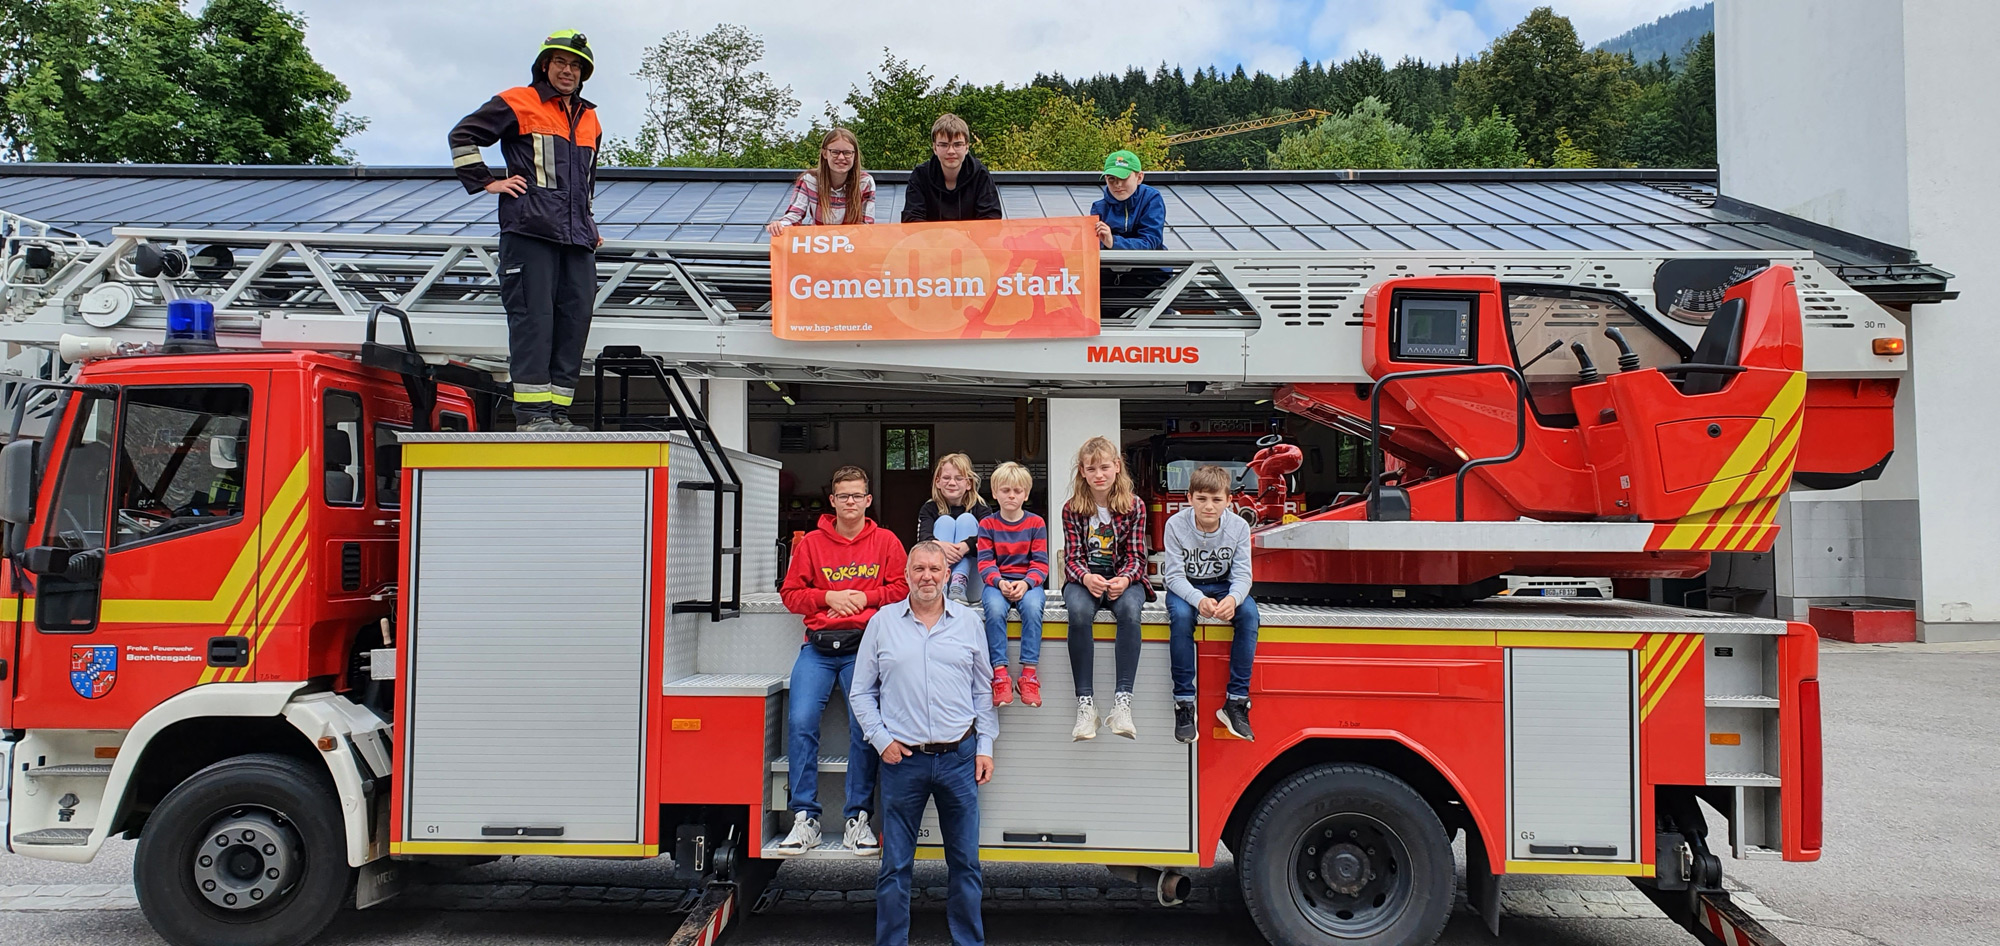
[850,597,999,757]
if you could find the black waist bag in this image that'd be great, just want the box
[808,627,864,655]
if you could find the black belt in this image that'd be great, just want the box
[911,727,975,755]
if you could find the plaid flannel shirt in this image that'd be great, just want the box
[1061,502,1150,592]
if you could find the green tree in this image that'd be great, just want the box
[1413,108,1529,168]
[1269,97,1416,170]
[983,98,1176,172]
[1453,6,1637,165]
[1548,129,1597,168]
[0,0,363,163]
[1618,32,1715,167]
[617,24,798,165]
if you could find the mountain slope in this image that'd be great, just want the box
[1595,3,1714,64]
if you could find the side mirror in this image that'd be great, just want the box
[21,546,102,581]
[210,435,239,470]
[0,439,37,525]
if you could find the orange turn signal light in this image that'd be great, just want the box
[1872,337,1905,356]
[1709,732,1742,746]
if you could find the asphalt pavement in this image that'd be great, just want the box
[2,638,1994,946]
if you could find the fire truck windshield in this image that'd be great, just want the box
[1164,459,1255,492]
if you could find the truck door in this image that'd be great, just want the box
[16,378,266,730]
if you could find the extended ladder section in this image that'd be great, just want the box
[0,218,1905,390]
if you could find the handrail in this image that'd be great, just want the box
[1366,364,1528,522]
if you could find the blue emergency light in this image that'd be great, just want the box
[164,299,217,351]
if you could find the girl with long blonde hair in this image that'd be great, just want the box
[766,128,875,235]
[1058,436,1150,741]
[916,452,991,604]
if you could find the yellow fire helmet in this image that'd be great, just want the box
[536,29,594,82]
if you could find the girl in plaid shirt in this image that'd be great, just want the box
[766,127,875,234]
[1060,436,1150,741]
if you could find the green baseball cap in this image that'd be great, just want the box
[1102,150,1142,179]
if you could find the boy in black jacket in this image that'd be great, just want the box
[901,114,1003,223]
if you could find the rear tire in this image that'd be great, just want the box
[134,753,351,946]
[1238,764,1452,946]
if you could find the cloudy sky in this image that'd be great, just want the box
[287,0,1704,166]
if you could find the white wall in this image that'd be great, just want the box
[1718,0,2000,638]
[702,379,749,453]
[1046,398,1122,589]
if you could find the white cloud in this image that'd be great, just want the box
[284,0,1704,165]
[1310,1,1490,64]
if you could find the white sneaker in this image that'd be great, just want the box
[844,812,880,857]
[1071,696,1100,741]
[775,811,820,856]
[1108,692,1137,739]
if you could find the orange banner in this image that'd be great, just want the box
[769,216,1101,341]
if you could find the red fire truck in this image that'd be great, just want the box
[1124,429,1310,542]
[0,268,1830,946]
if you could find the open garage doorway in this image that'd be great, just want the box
[745,382,1374,555]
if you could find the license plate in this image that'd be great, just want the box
[1538,587,1578,597]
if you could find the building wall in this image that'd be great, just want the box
[1718,0,2000,638]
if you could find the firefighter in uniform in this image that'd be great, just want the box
[448,30,604,431]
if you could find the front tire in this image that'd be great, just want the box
[1238,764,1453,946]
[135,753,352,946]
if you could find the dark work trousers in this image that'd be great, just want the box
[498,232,595,418]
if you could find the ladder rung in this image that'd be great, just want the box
[718,547,741,555]
[678,481,741,493]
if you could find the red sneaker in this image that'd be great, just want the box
[993,666,1014,706]
[1018,666,1042,707]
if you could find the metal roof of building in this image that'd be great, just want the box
[0,164,1951,301]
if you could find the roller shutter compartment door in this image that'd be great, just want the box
[1507,648,1637,863]
[405,469,652,844]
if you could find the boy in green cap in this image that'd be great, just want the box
[1090,150,1166,250]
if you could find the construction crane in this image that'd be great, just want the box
[1164,108,1330,145]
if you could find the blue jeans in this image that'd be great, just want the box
[1061,580,1145,698]
[980,582,1045,668]
[1166,582,1260,701]
[931,513,980,592]
[877,739,983,946]
[787,645,880,820]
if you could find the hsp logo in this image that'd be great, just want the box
[821,563,882,583]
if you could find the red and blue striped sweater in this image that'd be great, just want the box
[975,510,1050,588]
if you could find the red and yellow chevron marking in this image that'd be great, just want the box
[1638,631,1702,720]
[1651,371,1804,552]
[191,454,311,684]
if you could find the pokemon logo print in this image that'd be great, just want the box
[821,563,882,583]
[70,644,117,699]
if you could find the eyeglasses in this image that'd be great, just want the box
[934,140,969,152]
[832,493,870,503]
[824,149,856,158]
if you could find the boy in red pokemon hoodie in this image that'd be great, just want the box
[775,465,909,857]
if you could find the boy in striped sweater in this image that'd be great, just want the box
[975,462,1049,707]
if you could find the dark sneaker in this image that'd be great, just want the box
[516,415,562,433]
[551,410,588,432]
[1174,701,1198,744]
[1217,698,1254,741]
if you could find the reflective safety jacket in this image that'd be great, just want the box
[449,79,601,248]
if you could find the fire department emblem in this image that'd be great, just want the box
[70,644,117,699]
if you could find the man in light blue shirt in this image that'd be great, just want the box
[851,540,998,946]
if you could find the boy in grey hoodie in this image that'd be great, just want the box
[1161,464,1259,744]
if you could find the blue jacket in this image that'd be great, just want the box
[1091,183,1166,250]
